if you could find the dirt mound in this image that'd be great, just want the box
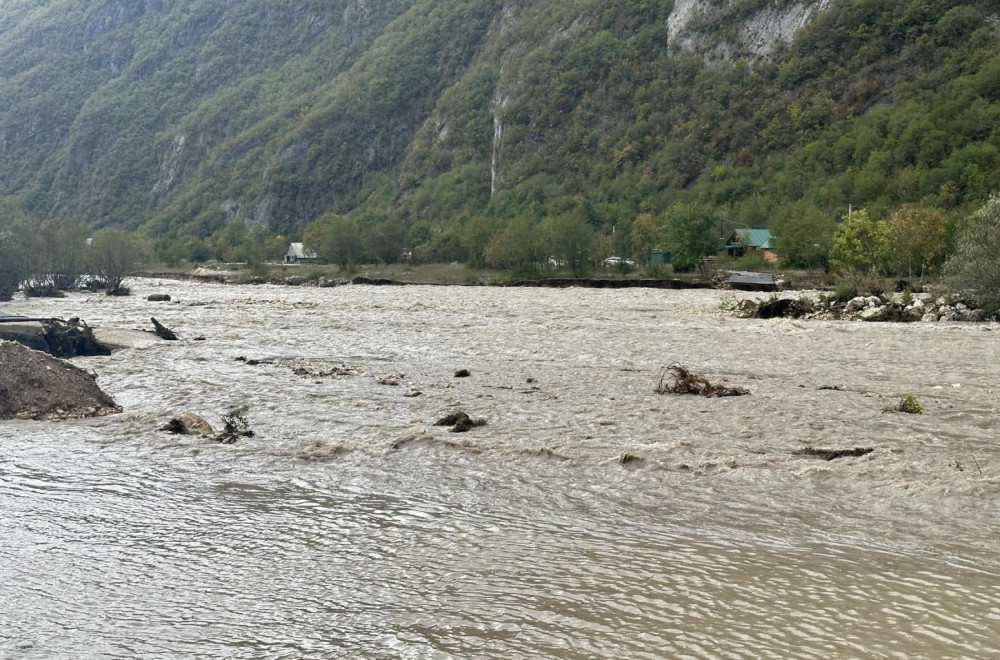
[0,341,121,420]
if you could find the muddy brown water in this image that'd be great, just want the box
[2,280,999,658]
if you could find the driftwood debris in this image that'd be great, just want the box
[793,447,874,461]
[151,317,178,340]
[41,318,111,357]
[655,363,750,397]
[215,405,254,444]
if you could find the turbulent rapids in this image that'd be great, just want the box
[2,279,999,658]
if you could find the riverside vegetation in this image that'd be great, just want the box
[1,1,1000,298]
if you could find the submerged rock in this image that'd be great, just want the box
[434,410,487,433]
[0,341,121,420]
[377,373,404,386]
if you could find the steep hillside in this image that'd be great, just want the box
[0,0,998,263]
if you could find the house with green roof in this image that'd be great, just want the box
[724,228,779,263]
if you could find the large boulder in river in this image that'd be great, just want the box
[0,341,121,420]
[161,412,214,436]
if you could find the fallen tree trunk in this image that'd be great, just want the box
[151,317,178,340]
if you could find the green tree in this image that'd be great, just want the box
[771,201,837,269]
[540,210,597,277]
[461,215,501,268]
[888,205,950,279]
[303,213,363,269]
[484,214,543,274]
[944,194,1000,312]
[662,203,719,271]
[829,209,891,274]
[364,217,408,265]
[630,213,663,265]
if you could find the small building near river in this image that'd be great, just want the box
[285,242,318,264]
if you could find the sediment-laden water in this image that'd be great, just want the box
[2,280,999,658]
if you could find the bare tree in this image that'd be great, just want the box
[89,229,143,295]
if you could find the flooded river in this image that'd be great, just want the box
[2,279,999,658]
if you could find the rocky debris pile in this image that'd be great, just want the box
[0,341,121,420]
[737,293,990,322]
[655,363,750,397]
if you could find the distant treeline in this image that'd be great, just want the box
[0,0,998,281]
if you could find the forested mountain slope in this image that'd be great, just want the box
[0,0,998,263]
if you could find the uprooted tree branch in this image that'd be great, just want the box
[655,363,750,397]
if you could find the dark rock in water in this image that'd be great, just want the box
[454,369,471,378]
[434,410,486,433]
[151,317,178,340]
[792,447,874,461]
[161,412,214,436]
[0,341,121,420]
[147,294,171,302]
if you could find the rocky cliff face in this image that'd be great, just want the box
[669,0,832,59]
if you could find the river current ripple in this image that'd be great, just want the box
[1,280,999,658]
